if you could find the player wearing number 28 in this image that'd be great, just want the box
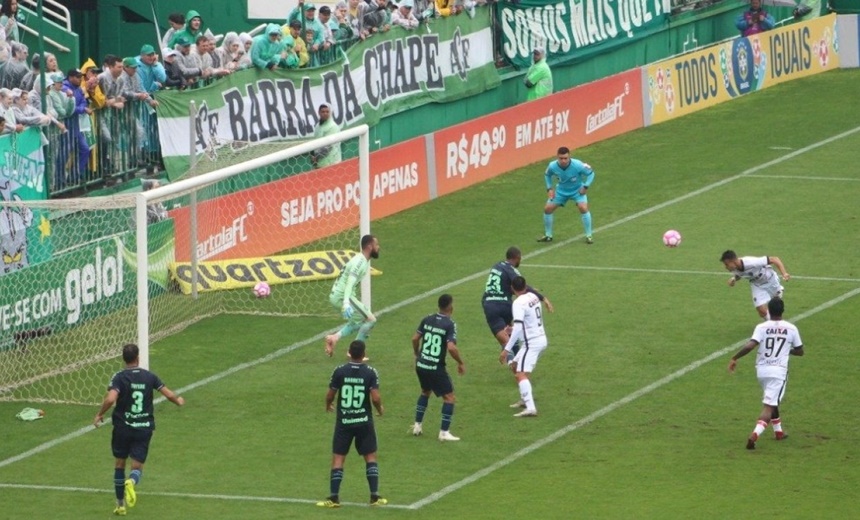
[728,298,804,450]
[326,235,380,357]
[318,340,387,508]
[500,276,548,417]
[538,146,595,244]
[93,343,185,516]
[411,294,466,441]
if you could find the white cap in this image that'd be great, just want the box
[162,47,179,58]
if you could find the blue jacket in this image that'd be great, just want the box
[135,58,168,93]
[62,79,89,115]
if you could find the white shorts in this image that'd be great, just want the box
[751,280,784,308]
[757,373,787,406]
[512,342,547,373]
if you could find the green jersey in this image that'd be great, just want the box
[331,252,369,306]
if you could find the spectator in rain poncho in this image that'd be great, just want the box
[0,42,29,89]
[10,87,53,128]
[216,32,246,72]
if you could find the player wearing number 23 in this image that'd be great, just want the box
[93,343,185,516]
[410,294,466,441]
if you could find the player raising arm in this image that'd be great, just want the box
[721,250,790,320]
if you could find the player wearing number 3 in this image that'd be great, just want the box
[93,343,185,516]
[501,276,548,417]
[410,294,466,441]
[728,298,804,450]
[326,235,380,358]
[538,146,595,244]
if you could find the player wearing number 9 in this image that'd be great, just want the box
[93,343,185,516]
[727,298,804,450]
[410,294,466,442]
[319,340,387,508]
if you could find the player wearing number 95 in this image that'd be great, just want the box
[93,343,185,516]
[325,234,380,358]
[538,146,594,244]
[501,276,548,418]
[410,294,466,442]
[728,298,804,450]
[318,340,387,508]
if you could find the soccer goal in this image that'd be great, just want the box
[0,124,370,404]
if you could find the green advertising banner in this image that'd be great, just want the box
[0,220,175,346]
[156,13,501,180]
[0,128,51,273]
[497,0,671,69]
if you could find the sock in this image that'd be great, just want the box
[581,211,592,236]
[356,320,376,342]
[129,469,141,485]
[543,213,553,237]
[330,468,343,499]
[114,468,125,504]
[366,462,379,496]
[752,419,768,438]
[772,418,783,433]
[414,394,429,423]
[337,322,359,339]
[441,402,454,432]
[518,379,535,411]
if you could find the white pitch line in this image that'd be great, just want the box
[0,483,413,509]
[746,174,860,182]
[522,264,860,283]
[407,285,860,510]
[2,124,859,497]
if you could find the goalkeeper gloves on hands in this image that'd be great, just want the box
[342,305,354,319]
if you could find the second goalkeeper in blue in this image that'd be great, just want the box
[325,235,380,358]
[537,146,595,244]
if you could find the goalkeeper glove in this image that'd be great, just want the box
[342,305,354,319]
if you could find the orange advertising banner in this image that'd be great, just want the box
[169,137,429,262]
[433,69,643,197]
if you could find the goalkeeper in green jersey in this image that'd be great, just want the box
[325,235,380,358]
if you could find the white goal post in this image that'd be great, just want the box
[0,123,370,404]
[134,124,371,369]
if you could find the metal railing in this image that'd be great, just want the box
[46,100,161,196]
[20,0,72,31]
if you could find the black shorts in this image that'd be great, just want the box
[416,368,454,397]
[111,425,154,463]
[332,423,377,456]
[482,301,512,336]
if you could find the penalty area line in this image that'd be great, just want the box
[407,285,860,510]
[0,483,413,509]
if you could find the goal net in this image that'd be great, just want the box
[0,125,370,404]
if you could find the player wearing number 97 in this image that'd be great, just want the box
[728,298,804,450]
[93,343,185,516]
[411,294,466,442]
[501,276,548,418]
[318,340,387,508]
